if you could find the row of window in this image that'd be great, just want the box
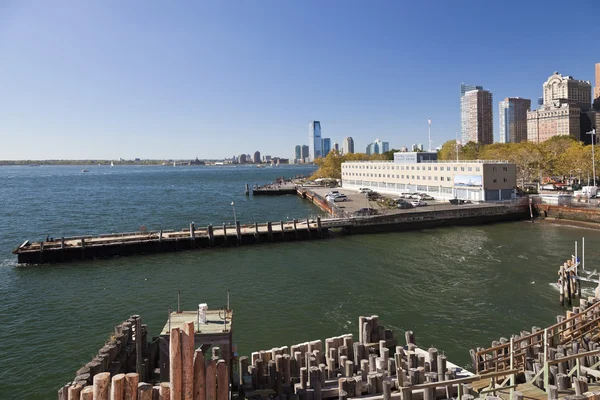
[344,164,483,172]
[342,172,509,183]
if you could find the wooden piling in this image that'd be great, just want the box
[317,216,322,237]
[138,383,152,400]
[254,222,259,242]
[93,372,110,400]
[68,384,83,400]
[280,221,284,238]
[111,374,125,400]
[207,225,214,245]
[235,221,241,245]
[267,222,273,242]
[193,349,206,400]
[216,360,228,400]
[170,327,182,400]
[245,183,249,196]
[190,223,195,246]
[222,224,227,245]
[205,360,217,400]
[159,383,171,400]
[182,322,195,400]
[293,219,299,239]
[81,386,94,400]
[125,373,139,400]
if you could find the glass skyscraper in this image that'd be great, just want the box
[499,97,531,143]
[309,121,322,161]
[322,138,331,156]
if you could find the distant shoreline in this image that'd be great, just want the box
[0,161,307,166]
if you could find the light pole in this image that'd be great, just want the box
[231,201,237,226]
[587,128,597,187]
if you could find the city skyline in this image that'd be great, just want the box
[0,1,598,160]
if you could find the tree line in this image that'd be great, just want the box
[311,135,598,187]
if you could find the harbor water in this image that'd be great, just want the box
[1,164,600,399]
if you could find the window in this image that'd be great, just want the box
[453,167,457,171]
[428,166,431,171]
[401,175,404,179]
[417,176,420,180]
[468,167,472,171]
[412,175,415,179]
[428,176,431,180]
[434,167,438,171]
[417,166,420,171]
[503,178,507,182]
[434,176,438,181]
[503,167,508,172]
[447,167,450,171]
[493,167,497,172]
[411,166,414,170]
[493,179,497,183]
[476,167,480,172]
[460,167,465,171]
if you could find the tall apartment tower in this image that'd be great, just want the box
[460,83,483,142]
[499,97,531,143]
[322,138,331,156]
[301,145,309,160]
[462,88,494,144]
[308,121,322,161]
[342,137,354,154]
[294,145,302,161]
[594,63,600,111]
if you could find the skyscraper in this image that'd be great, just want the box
[322,138,331,156]
[499,97,531,143]
[301,145,309,161]
[366,139,389,155]
[294,145,302,161]
[594,63,600,111]
[462,88,493,144]
[308,121,322,161]
[333,142,339,153]
[460,83,483,142]
[253,151,261,164]
[342,137,354,154]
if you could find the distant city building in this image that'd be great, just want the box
[366,139,389,155]
[537,97,544,106]
[239,154,247,163]
[342,137,354,154]
[462,88,493,144]
[460,83,484,142]
[417,143,424,151]
[253,151,261,164]
[400,146,408,152]
[301,145,309,161]
[263,155,271,163]
[527,72,591,143]
[309,121,323,161]
[594,63,600,111]
[322,138,331,156]
[246,154,252,162]
[294,145,302,162]
[499,97,531,143]
[333,142,339,153]
[411,144,417,152]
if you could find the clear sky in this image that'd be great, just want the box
[0,0,598,160]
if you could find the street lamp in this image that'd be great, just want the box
[231,201,237,225]
[587,128,597,187]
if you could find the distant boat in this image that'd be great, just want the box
[110,161,114,167]
[81,169,90,173]
[173,161,176,167]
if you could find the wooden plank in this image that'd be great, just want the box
[205,360,217,400]
[182,322,195,400]
[170,327,182,400]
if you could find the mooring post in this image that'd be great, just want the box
[39,241,44,264]
[254,222,259,242]
[280,220,284,238]
[317,216,322,237]
[223,224,228,245]
[293,219,298,239]
[208,225,214,245]
[190,222,195,248]
[306,218,311,237]
[235,221,241,245]
[81,237,86,260]
[133,315,143,377]
[245,183,250,196]
[60,236,65,261]
[566,269,573,306]
[267,221,273,242]
[159,230,163,242]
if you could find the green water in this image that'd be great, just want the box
[0,165,597,398]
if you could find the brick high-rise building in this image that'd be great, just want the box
[499,97,531,143]
[527,72,591,143]
[461,88,493,144]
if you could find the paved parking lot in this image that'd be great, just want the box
[309,187,502,216]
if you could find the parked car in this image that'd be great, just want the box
[333,194,349,202]
[326,190,340,197]
[410,199,427,207]
[420,194,435,201]
[354,207,378,216]
[367,191,380,200]
[359,188,372,193]
[397,202,413,209]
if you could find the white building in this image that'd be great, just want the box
[341,152,516,201]
[342,137,355,154]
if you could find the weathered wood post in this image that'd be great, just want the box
[567,270,573,306]
[159,382,171,400]
[245,184,250,196]
[68,384,83,400]
[182,322,195,399]
[254,222,259,243]
[81,386,94,400]
[235,221,241,245]
[267,222,273,242]
[138,383,152,400]
[216,360,228,400]
[317,216,322,238]
[306,218,311,237]
[293,219,299,239]
[39,241,44,264]
[222,224,227,245]
[133,316,143,378]
[193,349,206,400]
[206,360,217,400]
[81,237,86,260]
[93,372,110,400]
[125,373,139,400]
[60,237,65,261]
[111,373,125,400]
[170,327,182,400]
[280,221,284,238]
[207,225,214,246]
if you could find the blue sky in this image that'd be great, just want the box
[0,0,598,160]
